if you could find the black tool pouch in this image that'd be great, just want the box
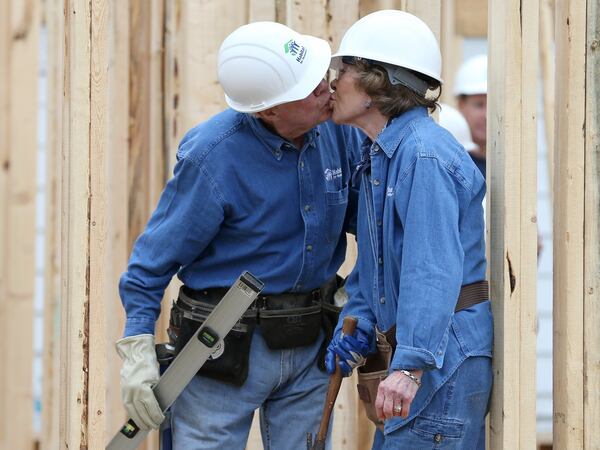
[168,288,256,386]
[316,276,344,371]
[259,302,322,350]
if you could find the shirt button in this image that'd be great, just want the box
[299,161,305,169]
[373,179,380,186]
[306,245,313,252]
[296,284,302,290]
[379,296,385,304]
[378,257,383,264]
[304,204,311,212]
[377,220,382,227]
[434,433,442,443]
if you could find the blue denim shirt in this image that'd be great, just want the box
[338,107,493,432]
[121,109,363,336]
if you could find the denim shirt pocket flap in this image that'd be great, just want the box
[326,185,349,205]
[411,415,464,440]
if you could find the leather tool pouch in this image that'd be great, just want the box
[356,330,393,431]
[259,297,322,350]
[168,286,255,386]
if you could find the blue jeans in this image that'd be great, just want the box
[170,328,330,449]
[371,356,492,450]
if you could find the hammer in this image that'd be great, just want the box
[307,316,357,450]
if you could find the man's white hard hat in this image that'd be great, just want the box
[454,54,488,96]
[218,22,331,113]
[332,10,442,84]
[439,103,478,152]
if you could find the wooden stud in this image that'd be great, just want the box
[249,0,276,22]
[539,0,555,198]
[440,0,462,106]
[584,0,600,446]
[455,0,488,37]
[359,0,404,17]
[487,0,538,448]
[59,0,109,448]
[41,0,64,449]
[104,0,130,441]
[553,0,586,447]
[0,1,39,449]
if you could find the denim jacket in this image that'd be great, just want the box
[338,107,493,433]
[120,109,363,337]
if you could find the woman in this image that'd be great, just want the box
[325,10,493,449]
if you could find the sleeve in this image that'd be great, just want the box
[390,156,464,370]
[119,155,225,336]
[335,262,377,348]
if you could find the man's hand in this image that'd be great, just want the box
[325,326,374,377]
[375,369,423,420]
[116,334,165,430]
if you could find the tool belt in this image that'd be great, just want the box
[167,277,341,385]
[356,280,489,430]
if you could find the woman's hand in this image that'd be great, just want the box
[375,369,423,420]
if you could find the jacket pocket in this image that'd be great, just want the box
[410,415,464,444]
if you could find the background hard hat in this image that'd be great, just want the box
[218,22,331,113]
[454,54,488,96]
[332,10,442,83]
[438,103,478,152]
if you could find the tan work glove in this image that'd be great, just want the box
[115,334,165,430]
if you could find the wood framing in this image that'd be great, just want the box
[487,0,538,448]
[41,1,64,449]
[104,0,130,442]
[539,0,555,198]
[440,0,462,106]
[553,0,586,447]
[59,0,109,448]
[584,0,600,446]
[0,1,39,449]
[455,0,488,37]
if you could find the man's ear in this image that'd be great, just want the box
[255,106,279,126]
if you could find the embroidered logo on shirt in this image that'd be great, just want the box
[324,167,342,181]
[284,39,307,63]
[386,186,394,197]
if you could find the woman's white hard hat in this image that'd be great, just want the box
[218,22,331,113]
[332,10,442,83]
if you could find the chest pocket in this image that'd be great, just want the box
[325,185,349,243]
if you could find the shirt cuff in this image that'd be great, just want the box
[123,316,156,337]
[390,345,440,371]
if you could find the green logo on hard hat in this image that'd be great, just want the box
[284,39,307,64]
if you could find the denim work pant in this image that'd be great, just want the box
[170,328,329,449]
[371,356,492,450]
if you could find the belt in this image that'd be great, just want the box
[179,276,339,311]
[383,280,489,349]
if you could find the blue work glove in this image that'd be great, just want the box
[325,326,374,377]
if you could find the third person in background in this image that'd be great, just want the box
[454,54,488,178]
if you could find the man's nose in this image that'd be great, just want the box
[330,79,337,91]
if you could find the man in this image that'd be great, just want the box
[454,54,487,177]
[116,22,362,449]
[454,54,543,256]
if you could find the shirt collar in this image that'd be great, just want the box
[375,106,429,158]
[244,114,318,159]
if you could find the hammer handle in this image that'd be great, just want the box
[314,316,358,443]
